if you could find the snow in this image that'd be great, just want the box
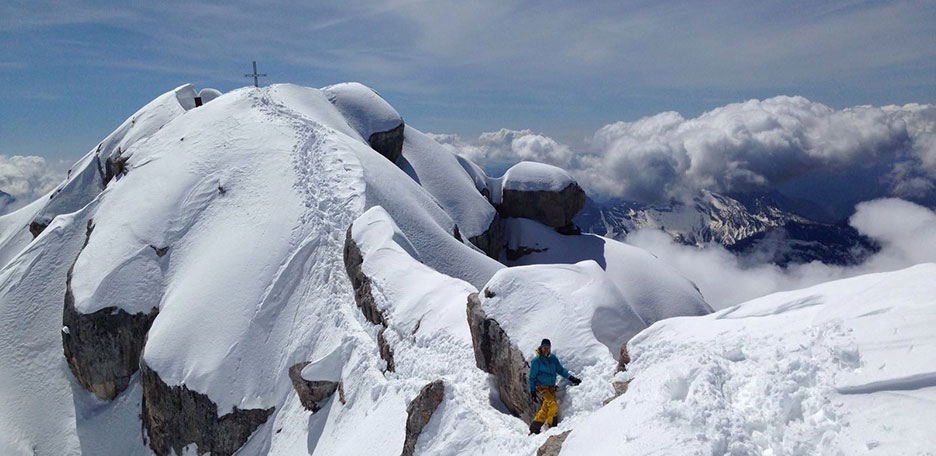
[560,264,936,455]
[2,79,933,456]
[197,87,222,103]
[321,82,403,141]
[398,126,497,239]
[501,161,577,192]
[481,261,647,365]
[504,217,711,325]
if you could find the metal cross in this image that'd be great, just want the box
[244,61,267,88]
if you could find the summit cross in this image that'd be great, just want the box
[244,61,267,88]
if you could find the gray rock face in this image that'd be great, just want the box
[343,227,385,326]
[62,219,158,400]
[368,122,405,163]
[499,183,586,230]
[617,343,630,372]
[288,362,339,412]
[469,212,503,259]
[537,430,572,456]
[401,380,445,456]
[28,220,48,239]
[344,225,396,372]
[466,292,535,422]
[140,360,274,456]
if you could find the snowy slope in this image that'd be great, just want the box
[561,264,936,455]
[0,81,719,456]
[503,217,711,325]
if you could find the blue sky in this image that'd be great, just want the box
[1,0,934,162]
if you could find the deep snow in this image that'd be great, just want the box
[0,81,933,456]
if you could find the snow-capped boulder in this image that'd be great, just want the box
[323,82,405,162]
[402,380,445,456]
[198,88,223,103]
[288,362,338,412]
[466,292,535,421]
[503,217,712,325]
[497,161,586,231]
[140,360,275,456]
[62,219,159,400]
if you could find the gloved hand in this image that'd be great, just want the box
[569,375,582,386]
[530,389,538,401]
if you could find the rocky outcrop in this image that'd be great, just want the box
[62,219,159,400]
[140,360,274,456]
[469,213,503,259]
[537,430,572,456]
[499,183,586,231]
[288,362,339,412]
[401,380,444,456]
[604,380,631,405]
[368,122,405,163]
[466,292,535,422]
[28,220,48,239]
[617,343,630,372]
[343,226,385,327]
[378,328,396,373]
[344,225,395,372]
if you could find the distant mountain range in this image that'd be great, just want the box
[574,189,878,266]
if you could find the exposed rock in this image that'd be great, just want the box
[151,245,169,257]
[378,328,396,373]
[617,343,630,372]
[368,122,405,163]
[603,380,630,406]
[469,212,503,259]
[401,380,445,456]
[62,219,158,400]
[466,292,534,422]
[140,360,274,456]
[287,362,339,412]
[537,430,572,456]
[505,245,547,262]
[338,381,346,405]
[28,220,48,239]
[499,183,586,229]
[343,226,385,326]
[103,153,129,185]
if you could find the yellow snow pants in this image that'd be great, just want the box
[533,385,558,424]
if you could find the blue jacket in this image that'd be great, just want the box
[529,350,570,391]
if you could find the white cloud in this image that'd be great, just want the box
[437,97,936,205]
[0,155,66,215]
[625,198,936,309]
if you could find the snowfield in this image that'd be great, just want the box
[562,264,936,456]
[0,81,933,456]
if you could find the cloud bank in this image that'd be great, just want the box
[625,198,936,309]
[0,155,66,215]
[434,97,936,207]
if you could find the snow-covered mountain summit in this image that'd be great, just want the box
[0,83,707,455]
[1,82,932,456]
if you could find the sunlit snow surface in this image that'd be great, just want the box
[562,264,936,455]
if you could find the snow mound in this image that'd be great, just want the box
[322,82,403,140]
[198,88,222,103]
[481,261,647,366]
[562,264,936,455]
[502,161,577,192]
[504,217,711,325]
[398,126,497,240]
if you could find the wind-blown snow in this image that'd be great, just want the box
[561,264,936,455]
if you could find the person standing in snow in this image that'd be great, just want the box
[528,338,581,435]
